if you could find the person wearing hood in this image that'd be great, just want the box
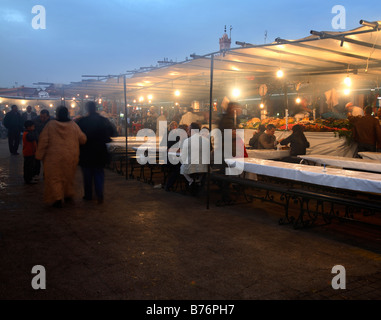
[35,106,87,208]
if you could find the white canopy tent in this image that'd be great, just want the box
[61,20,381,109]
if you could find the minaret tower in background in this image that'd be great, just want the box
[219,25,232,50]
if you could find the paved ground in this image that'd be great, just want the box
[0,138,381,301]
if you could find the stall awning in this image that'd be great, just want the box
[61,20,381,105]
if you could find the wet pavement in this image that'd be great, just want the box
[0,138,381,301]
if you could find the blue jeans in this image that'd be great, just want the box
[81,167,104,200]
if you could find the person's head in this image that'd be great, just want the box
[258,124,266,133]
[188,122,200,136]
[168,121,178,131]
[24,120,35,130]
[364,105,372,116]
[377,108,381,118]
[56,106,70,122]
[187,106,193,113]
[179,124,188,133]
[11,105,18,112]
[40,109,50,122]
[266,124,276,136]
[292,124,304,134]
[345,102,353,111]
[86,101,97,115]
[26,106,32,113]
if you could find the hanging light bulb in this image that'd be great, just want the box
[296,97,301,104]
[232,88,240,98]
[344,75,351,87]
[276,68,284,78]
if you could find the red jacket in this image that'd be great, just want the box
[22,130,37,157]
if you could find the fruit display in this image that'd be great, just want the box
[240,117,351,133]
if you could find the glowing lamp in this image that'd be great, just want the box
[232,88,240,98]
[344,75,351,87]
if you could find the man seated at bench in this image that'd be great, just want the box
[278,124,310,163]
[180,122,209,189]
[258,124,279,149]
[249,124,266,149]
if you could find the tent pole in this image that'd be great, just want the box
[124,75,129,180]
[207,54,214,210]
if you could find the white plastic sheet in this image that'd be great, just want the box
[225,158,381,194]
[244,130,357,157]
[298,155,381,172]
[358,152,381,161]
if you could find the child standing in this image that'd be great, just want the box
[23,120,38,184]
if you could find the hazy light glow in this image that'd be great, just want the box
[174,90,180,97]
[276,69,284,78]
[232,88,240,97]
[344,88,351,95]
[344,75,351,87]
[296,97,301,104]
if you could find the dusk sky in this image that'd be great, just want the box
[1,0,380,88]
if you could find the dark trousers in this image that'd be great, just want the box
[8,129,20,154]
[23,156,36,183]
[81,167,104,200]
[165,164,180,191]
[35,159,41,175]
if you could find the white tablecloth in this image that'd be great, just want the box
[244,130,357,157]
[225,157,381,194]
[358,152,381,161]
[298,154,381,173]
[246,149,290,160]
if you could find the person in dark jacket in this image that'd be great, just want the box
[279,124,310,163]
[33,109,53,177]
[21,106,37,124]
[77,101,117,204]
[249,124,266,149]
[2,105,23,155]
[351,105,381,155]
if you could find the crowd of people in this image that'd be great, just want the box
[2,102,117,208]
[3,100,381,205]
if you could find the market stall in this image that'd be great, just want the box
[242,117,356,157]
